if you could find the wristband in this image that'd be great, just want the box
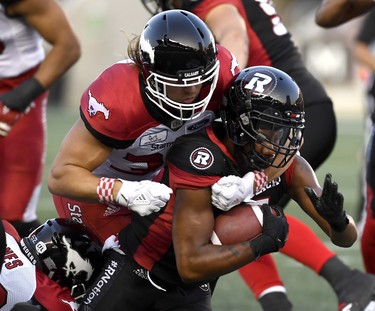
[97,177,116,203]
[0,77,45,112]
[254,170,268,193]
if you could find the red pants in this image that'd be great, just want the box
[0,67,47,222]
[53,194,132,244]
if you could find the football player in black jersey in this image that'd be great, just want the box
[140,1,375,310]
[78,66,361,311]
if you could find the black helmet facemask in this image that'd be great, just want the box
[222,66,305,171]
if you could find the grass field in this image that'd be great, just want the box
[40,106,366,310]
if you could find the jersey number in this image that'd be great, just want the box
[256,0,288,36]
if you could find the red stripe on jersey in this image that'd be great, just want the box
[168,162,220,191]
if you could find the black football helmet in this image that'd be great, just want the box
[20,218,103,301]
[140,9,219,120]
[141,0,203,15]
[222,66,305,170]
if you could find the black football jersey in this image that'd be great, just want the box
[119,124,293,286]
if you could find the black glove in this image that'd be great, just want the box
[0,77,44,112]
[249,204,289,259]
[304,173,348,232]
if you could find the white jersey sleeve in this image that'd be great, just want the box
[0,6,45,78]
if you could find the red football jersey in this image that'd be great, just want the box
[79,45,239,182]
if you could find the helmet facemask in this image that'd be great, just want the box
[222,66,305,171]
[238,107,304,169]
[140,10,219,121]
[145,60,219,120]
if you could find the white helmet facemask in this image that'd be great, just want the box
[145,60,220,120]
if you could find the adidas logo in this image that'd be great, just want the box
[133,194,150,205]
[103,204,121,216]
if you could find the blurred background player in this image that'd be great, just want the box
[315,0,375,289]
[352,8,375,275]
[315,0,375,28]
[0,0,80,237]
[140,1,375,310]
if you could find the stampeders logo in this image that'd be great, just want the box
[87,90,110,120]
[190,147,214,170]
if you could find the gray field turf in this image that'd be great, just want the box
[40,107,365,310]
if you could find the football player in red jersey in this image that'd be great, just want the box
[48,10,288,246]
[0,0,80,237]
[77,66,357,311]
[140,1,375,310]
[48,9,237,244]
[0,218,90,311]
[315,0,375,28]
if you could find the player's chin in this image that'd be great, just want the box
[233,148,254,173]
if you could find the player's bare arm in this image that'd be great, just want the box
[48,118,172,215]
[288,155,357,247]
[6,0,80,88]
[173,186,288,283]
[205,3,248,69]
[173,187,260,283]
[316,0,375,28]
[48,119,113,202]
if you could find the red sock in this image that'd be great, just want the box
[280,215,335,273]
[238,214,335,298]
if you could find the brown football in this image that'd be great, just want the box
[211,203,267,245]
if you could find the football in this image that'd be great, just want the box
[211,203,266,245]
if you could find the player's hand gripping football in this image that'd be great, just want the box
[116,179,173,216]
[0,100,23,137]
[304,173,349,232]
[249,204,289,259]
